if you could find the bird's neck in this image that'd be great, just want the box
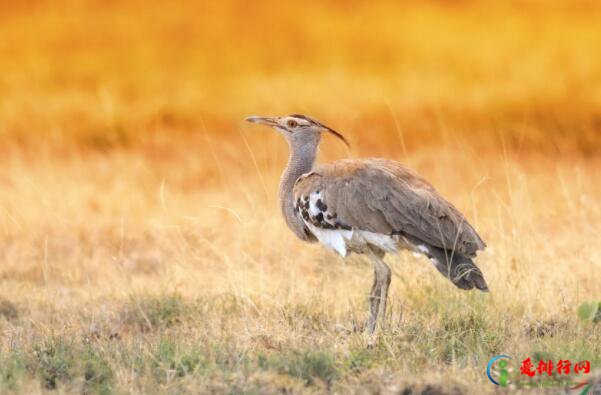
[279,142,317,240]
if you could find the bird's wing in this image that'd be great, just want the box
[293,158,486,257]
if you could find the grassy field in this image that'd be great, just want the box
[0,1,600,393]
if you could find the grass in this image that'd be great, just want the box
[1,293,597,393]
[1,0,601,393]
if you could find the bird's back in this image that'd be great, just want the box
[293,158,486,257]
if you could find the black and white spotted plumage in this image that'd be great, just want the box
[294,191,351,232]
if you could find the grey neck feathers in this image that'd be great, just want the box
[279,138,318,240]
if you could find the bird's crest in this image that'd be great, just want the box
[290,114,350,147]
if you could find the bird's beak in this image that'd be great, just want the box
[245,116,278,126]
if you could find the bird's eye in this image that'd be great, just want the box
[287,120,298,128]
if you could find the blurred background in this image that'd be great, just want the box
[0,1,600,393]
[1,0,599,277]
[1,1,600,154]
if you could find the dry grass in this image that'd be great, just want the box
[0,1,600,394]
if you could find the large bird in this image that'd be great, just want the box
[245,114,488,333]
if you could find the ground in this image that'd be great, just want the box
[0,1,600,394]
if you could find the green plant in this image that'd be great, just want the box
[577,302,601,323]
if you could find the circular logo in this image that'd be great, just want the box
[487,355,512,386]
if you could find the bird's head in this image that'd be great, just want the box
[245,114,349,148]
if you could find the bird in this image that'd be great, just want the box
[245,114,488,334]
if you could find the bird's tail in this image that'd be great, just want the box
[423,245,489,291]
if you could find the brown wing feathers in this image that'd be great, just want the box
[293,159,485,257]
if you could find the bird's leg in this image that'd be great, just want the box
[377,260,391,328]
[367,266,381,334]
[374,254,391,331]
[366,249,391,334]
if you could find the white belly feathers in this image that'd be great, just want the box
[306,224,398,256]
